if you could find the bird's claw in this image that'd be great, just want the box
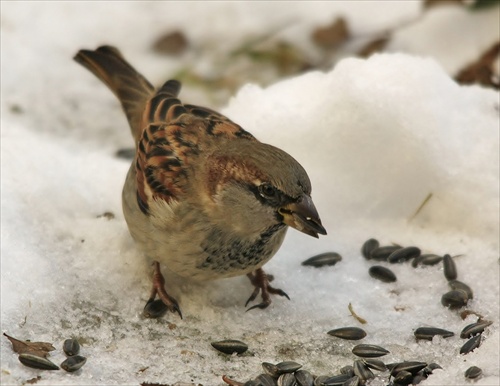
[245,268,289,311]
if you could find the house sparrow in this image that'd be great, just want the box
[74,46,326,318]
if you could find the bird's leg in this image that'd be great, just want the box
[143,261,182,319]
[245,268,290,311]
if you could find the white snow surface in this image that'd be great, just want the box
[1,2,499,386]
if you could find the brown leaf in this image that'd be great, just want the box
[455,41,500,89]
[152,31,189,56]
[311,17,350,50]
[3,333,55,358]
[26,376,42,384]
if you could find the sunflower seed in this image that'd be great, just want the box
[393,370,413,384]
[353,360,375,382]
[443,254,457,281]
[211,340,248,355]
[256,374,278,386]
[143,299,168,318]
[460,320,492,339]
[420,363,443,376]
[414,327,454,340]
[448,280,473,300]
[302,252,342,268]
[339,365,354,376]
[341,376,359,386]
[368,265,397,283]
[63,338,80,356]
[411,254,443,268]
[361,239,379,260]
[244,381,259,386]
[263,362,280,378]
[464,366,482,379]
[327,327,367,340]
[460,334,481,354]
[278,373,297,386]
[370,246,401,261]
[313,375,329,386]
[276,361,302,374]
[363,358,387,372]
[61,355,87,372]
[387,246,421,263]
[441,290,468,309]
[322,374,351,386]
[18,353,60,370]
[390,361,427,375]
[352,344,389,358]
[295,369,314,386]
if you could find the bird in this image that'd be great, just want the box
[74,45,326,319]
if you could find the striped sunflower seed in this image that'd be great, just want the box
[341,376,359,386]
[276,361,302,374]
[353,360,375,382]
[255,374,278,386]
[443,254,458,281]
[211,340,248,355]
[363,358,387,372]
[262,362,280,378]
[460,320,492,339]
[464,366,482,379]
[61,355,87,372]
[18,353,59,370]
[294,369,314,386]
[321,374,351,386]
[352,344,389,358]
[441,290,468,309]
[361,239,379,260]
[368,265,397,283]
[302,252,342,268]
[460,334,481,355]
[370,245,401,261]
[339,365,354,376]
[63,338,80,356]
[414,327,454,340]
[387,246,421,263]
[277,373,297,386]
[412,254,443,268]
[393,370,413,384]
[390,361,427,375]
[327,327,367,340]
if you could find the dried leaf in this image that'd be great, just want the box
[26,376,42,384]
[348,302,367,324]
[455,41,500,89]
[311,17,350,50]
[3,333,55,358]
[152,31,189,56]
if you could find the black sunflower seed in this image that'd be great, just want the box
[464,366,482,379]
[441,290,468,309]
[460,334,482,355]
[393,370,413,385]
[414,327,454,340]
[363,358,387,372]
[211,340,248,355]
[390,361,427,375]
[448,280,473,300]
[352,344,389,358]
[61,355,87,372]
[387,246,421,263]
[443,254,457,281]
[277,373,296,386]
[361,239,379,260]
[411,254,443,268]
[460,320,492,339]
[18,354,59,370]
[63,338,80,356]
[321,374,351,386]
[295,369,314,386]
[327,327,367,340]
[302,252,342,268]
[368,265,397,283]
[276,361,302,374]
[353,359,375,382]
[370,245,401,261]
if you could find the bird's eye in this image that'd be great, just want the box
[258,183,277,199]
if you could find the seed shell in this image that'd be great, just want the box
[341,376,359,386]
[361,238,379,260]
[448,280,473,300]
[339,365,354,376]
[302,252,342,268]
[460,334,481,355]
[368,265,397,283]
[143,299,168,318]
[255,374,278,386]
[352,344,389,358]
[276,361,302,374]
[211,340,248,355]
[441,290,468,309]
[460,320,492,339]
[353,359,375,382]
[18,353,60,370]
[393,370,413,384]
[387,246,421,263]
[464,366,483,379]
[277,373,297,386]
[390,361,427,375]
[262,362,280,378]
[61,355,87,372]
[370,245,401,261]
[321,374,351,386]
[295,369,314,386]
[327,327,367,340]
[443,254,458,281]
[63,338,80,356]
[414,327,454,340]
[313,375,329,386]
[363,358,387,372]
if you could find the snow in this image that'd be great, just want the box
[1,2,499,386]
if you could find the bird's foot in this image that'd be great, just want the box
[245,268,289,311]
[143,261,182,319]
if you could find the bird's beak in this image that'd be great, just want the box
[279,195,327,238]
